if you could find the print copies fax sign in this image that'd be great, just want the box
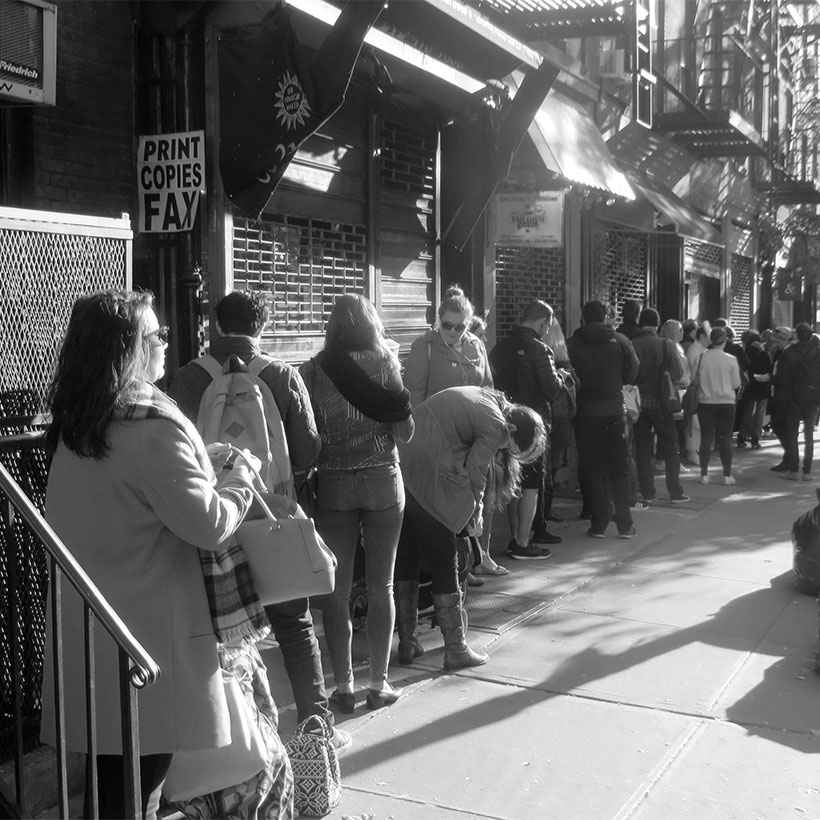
[138,131,204,233]
[495,192,564,247]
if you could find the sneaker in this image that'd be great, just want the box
[631,500,651,511]
[771,463,788,472]
[532,530,563,545]
[750,440,761,450]
[330,728,353,756]
[699,475,710,484]
[509,541,551,560]
[802,472,813,482]
[722,475,736,485]
[506,538,517,555]
[618,527,637,539]
[670,494,690,503]
[586,528,606,539]
[736,439,747,448]
[781,472,800,481]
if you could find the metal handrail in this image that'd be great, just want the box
[0,459,160,689]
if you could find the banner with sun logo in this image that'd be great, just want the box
[218,2,385,219]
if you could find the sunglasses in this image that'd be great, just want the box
[440,321,467,333]
[147,325,170,345]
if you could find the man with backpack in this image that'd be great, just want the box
[169,290,351,753]
[771,322,820,481]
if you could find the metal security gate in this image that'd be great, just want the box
[729,253,753,332]
[0,207,132,761]
[590,228,648,325]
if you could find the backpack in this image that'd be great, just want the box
[193,354,294,496]
[794,349,820,406]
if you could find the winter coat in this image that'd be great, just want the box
[567,323,639,417]
[398,386,509,533]
[168,334,320,472]
[41,412,254,755]
[489,325,562,421]
[772,340,820,406]
[743,342,773,401]
[631,327,687,405]
[403,328,493,408]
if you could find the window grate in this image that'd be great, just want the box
[590,229,648,325]
[379,118,437,199]
[729,254,752,332]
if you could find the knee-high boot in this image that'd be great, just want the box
[432,592,488,672]
[394,580,424,665]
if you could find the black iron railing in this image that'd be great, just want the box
[0,420,159,819]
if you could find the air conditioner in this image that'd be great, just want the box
[599,48,627,80]
[0,0,57,105]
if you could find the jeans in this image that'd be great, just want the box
[634,405,684,499]
[740,397,767,442]
[264,597,332,726]
[697,404,735,475]
[574,415,633,535]
[315,464,404,690]
[783,402,820,473]
[394,492,460,594]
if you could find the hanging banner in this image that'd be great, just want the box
[138,130,204,233]
[218,2,384,219]
[495,191,564,247]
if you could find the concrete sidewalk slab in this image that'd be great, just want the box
[626,720,820,820]
[333,676,697,820]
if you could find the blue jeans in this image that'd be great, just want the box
[315,463,405,690]
[264,597,332,726]
[634,405,684,499]
[574,415,633,534]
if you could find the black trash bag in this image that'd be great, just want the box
[792,488,820,595]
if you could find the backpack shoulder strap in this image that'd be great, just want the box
[248,354,274,378]
[192,354,224,380]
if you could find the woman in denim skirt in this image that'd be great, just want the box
[301,295,414,712]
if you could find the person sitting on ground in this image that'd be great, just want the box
[168,289,350,754]
[696,326,741,485]
[567,300,640,539]
[489,299,564,559]
[300,294,414,712]
[394,386,546,670]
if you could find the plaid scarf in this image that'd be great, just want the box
[116,385,269,647]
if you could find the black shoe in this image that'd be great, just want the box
[771,462,788,472]
[532,530,562,545]
[586,528,606,539]
[546,513,564,522]
[750,439,761,449]
[618,527,638,539]
[509,541,552,560]
[329,690,355,714]
[366,686,402,710]
[578,509,591,521]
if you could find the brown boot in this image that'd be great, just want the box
[394,580,424,665]
[432,592,488,671]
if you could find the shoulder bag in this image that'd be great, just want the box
[231,448,337,605]
[660,341,683,416]
[681,354,702,424]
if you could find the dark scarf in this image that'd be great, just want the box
[114,385,269,646]
[316,347,412,423]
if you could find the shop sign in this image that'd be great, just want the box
[495,191,563,247]
[138,130,204,233]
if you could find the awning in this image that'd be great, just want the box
[525,90,634,200]
[607,121,696,189]
[625,169,722,245]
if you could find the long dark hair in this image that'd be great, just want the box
[325,293,390,355]
[46,290,156,458]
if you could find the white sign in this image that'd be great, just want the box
[138,130,204,233]
[495,192,564,247]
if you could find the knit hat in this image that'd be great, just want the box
[710,326,727,345]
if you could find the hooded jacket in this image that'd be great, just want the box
[772,339,820,405]
[567,323,639,417]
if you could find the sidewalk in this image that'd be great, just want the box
[266,437,820,820]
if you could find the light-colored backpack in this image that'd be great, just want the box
[194,354,294,496]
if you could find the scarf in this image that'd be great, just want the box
[115,385,269,647]
[316,347,412,423]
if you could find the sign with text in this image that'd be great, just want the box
[495,191,564,247]
[138,130,204,233]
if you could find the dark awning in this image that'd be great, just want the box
[523,85,634,199]
[624,168,722,245]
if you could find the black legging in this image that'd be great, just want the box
[394,492,459,594]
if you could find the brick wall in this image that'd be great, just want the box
[31,1,135,217]
[495,245,567,341]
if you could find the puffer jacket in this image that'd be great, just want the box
[489,325,562,421]
[403,328,493,408]
[567,323,639,417]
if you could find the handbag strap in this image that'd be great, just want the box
[229,446,281,527]
[297,714,333,738]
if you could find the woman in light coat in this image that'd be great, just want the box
[41,290,276,819]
